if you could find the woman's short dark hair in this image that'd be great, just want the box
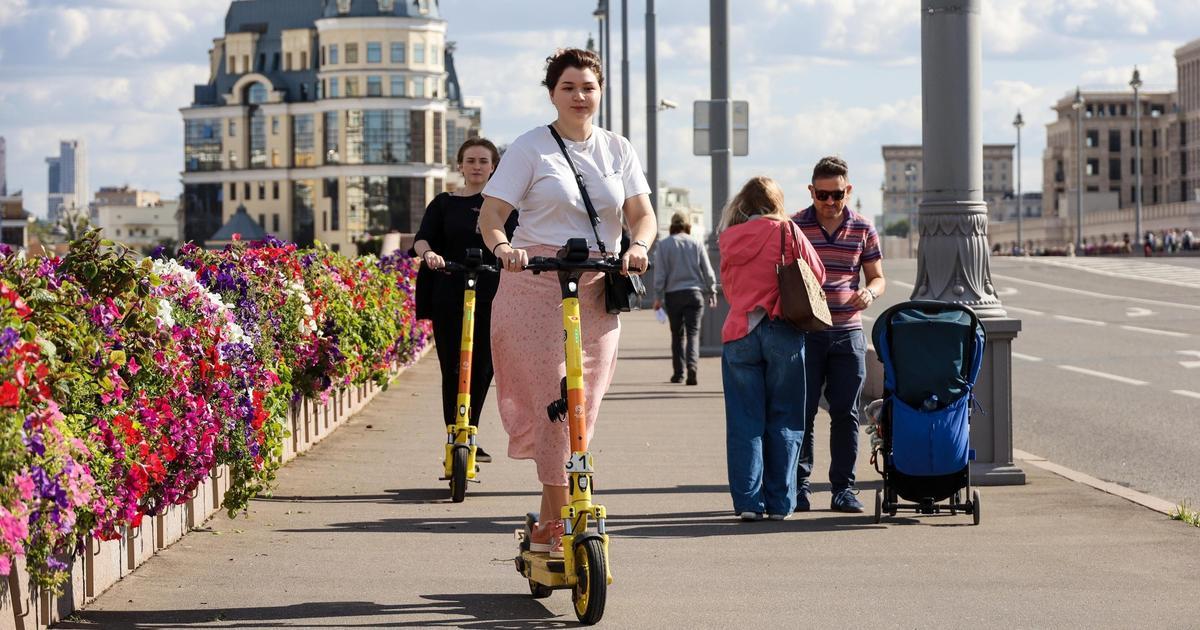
[812,156,849,181]
[542,48,604,92]
[456,137,500,166]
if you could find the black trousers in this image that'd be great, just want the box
[430,290,497,429]
[665,289,704,377]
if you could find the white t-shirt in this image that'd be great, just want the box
[484,125,651,251]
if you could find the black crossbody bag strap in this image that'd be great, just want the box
[547,124,610,257]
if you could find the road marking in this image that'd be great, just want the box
[1024,258,1200,290]
[1005,305,1045,316]
[1054,315,1106,326]
[1012,352,1043,362]
[1179,350,1200,369]
[1125,307,1155,318]
[861,314,875,322]
[1172,390,1200,400]
[892,280,915,289]
[1119,325,1190,338]
[1057,365,1148,386]
[996,287,1018,296]
[991,273,1200,312]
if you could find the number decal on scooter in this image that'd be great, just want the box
[565,452,594,473]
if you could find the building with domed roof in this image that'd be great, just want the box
[181,0,464,252]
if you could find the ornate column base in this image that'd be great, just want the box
[912,201,1006,319]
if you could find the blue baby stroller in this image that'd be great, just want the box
[870,301,985,525]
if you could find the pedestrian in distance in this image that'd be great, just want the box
[479,48,656,556]
[793,156,886,513]
[412,138,517,462]
[718,176,825,522]
[652,211,716,386]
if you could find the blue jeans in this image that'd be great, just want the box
[797,328,867,493]
[722,320,807,516]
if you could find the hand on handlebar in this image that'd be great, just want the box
[498,246,529,273]
[621,247,649,276]
[422,250,446,270]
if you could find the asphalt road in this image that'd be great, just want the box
[871,255,1200,508]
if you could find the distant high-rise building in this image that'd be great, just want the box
[881,144,1015,228]
[181,0,462,251]
[0,136,7,197]
[45,139,88,223]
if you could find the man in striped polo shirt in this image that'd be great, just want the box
[793,156,886,513]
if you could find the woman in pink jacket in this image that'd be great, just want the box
[718,176,825,521]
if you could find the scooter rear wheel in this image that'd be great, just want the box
[529,579,553,599]
[449,446,468,503]
[573,538,607,625]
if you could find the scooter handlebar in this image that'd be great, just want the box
[524,256,650,275]
[438,260,499,274]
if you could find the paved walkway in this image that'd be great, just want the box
[64,312,1200,628]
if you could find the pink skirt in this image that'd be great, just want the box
[490,245,621,486]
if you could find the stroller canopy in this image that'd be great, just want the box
[872,301,985,411]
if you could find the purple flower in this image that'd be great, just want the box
[0,326,20,358]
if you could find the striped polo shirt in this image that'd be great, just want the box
[793,206,882,331]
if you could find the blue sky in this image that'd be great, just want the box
[2,0,1199,225]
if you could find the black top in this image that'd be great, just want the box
[412,192,518,315]
[414,192,517,266]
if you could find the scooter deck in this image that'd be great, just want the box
[514,530,570,588]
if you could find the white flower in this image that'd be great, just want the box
[156,299,176,329]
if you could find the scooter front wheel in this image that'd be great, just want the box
[449,446,468,503]
[528,579,553,599]
[572,538,607,625]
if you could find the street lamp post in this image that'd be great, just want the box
[1013,111,1024,254]
[1131,66,1143,245]
[592,2,608,129]
[645,0,658,210]
[1072,88,1085,253]
[905,163,916,258]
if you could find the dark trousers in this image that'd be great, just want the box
[431,298,496,429]
[665,289,704,377]
[797,328,867,492]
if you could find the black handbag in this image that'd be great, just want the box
[547,125,646,314]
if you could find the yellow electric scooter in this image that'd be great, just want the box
[437,248,497,503]
[513,238,627,625]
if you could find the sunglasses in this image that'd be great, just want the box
[813,189,847,202]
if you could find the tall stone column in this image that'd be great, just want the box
[918,0,1024,485]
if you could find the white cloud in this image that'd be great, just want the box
[49,8,90,58]
[0,0,27,27]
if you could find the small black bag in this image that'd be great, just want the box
[548,125,646,314]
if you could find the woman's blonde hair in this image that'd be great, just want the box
[718,176,787,232]
[669,211,691,235]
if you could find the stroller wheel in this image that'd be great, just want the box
[873,489,882,524]
[951,491,960,516]
[971,489,981,526]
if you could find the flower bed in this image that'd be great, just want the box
[0,232,427,591]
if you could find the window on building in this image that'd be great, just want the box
[257,53,265,71]
[367,42,381,63]
[1153,128,1159,147]
[321,46,326,65]
[430,45,439,65]
[259,183,266,200]
[1109,158,1120,180]
[1153,186,1159,204]
[1085,129,1099,148]
[229,150,238,169]
[229,119,237,136]
[293,114,316,166]
[1182,151,1188,175]
[271,149,280,167]
[331,44,340,64]
[346,43,358,64]
[184,118,222,172]
[391,41,406,63]
[330,77,339,98]
[300,51,308,69]
[273,181,279,199]
[250,110,267,168]
[229,55,237,73]
[412,78,424,98]
[272,214,280,232]
[247,82,268,104]
[259,214,265,227]
[272,116,279,134]
[414,43,425,64]
[1182,122,1188,147]
[300,83,308,101]
[1086,158,1099,176]
[391,75,406,96]
[1108,129,1120,152]
[244,182,251,199]
[325,111,340,164]
[367,76,382,96]
[323,210,328,231]
[230,182,237,200]
[346,77,359,97]
[286,52,293,71]
[272,52,280,71]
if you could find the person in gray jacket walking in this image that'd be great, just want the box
[652,211,717,385]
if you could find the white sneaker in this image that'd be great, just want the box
[737,511,763,521]
[767,513,791,521]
